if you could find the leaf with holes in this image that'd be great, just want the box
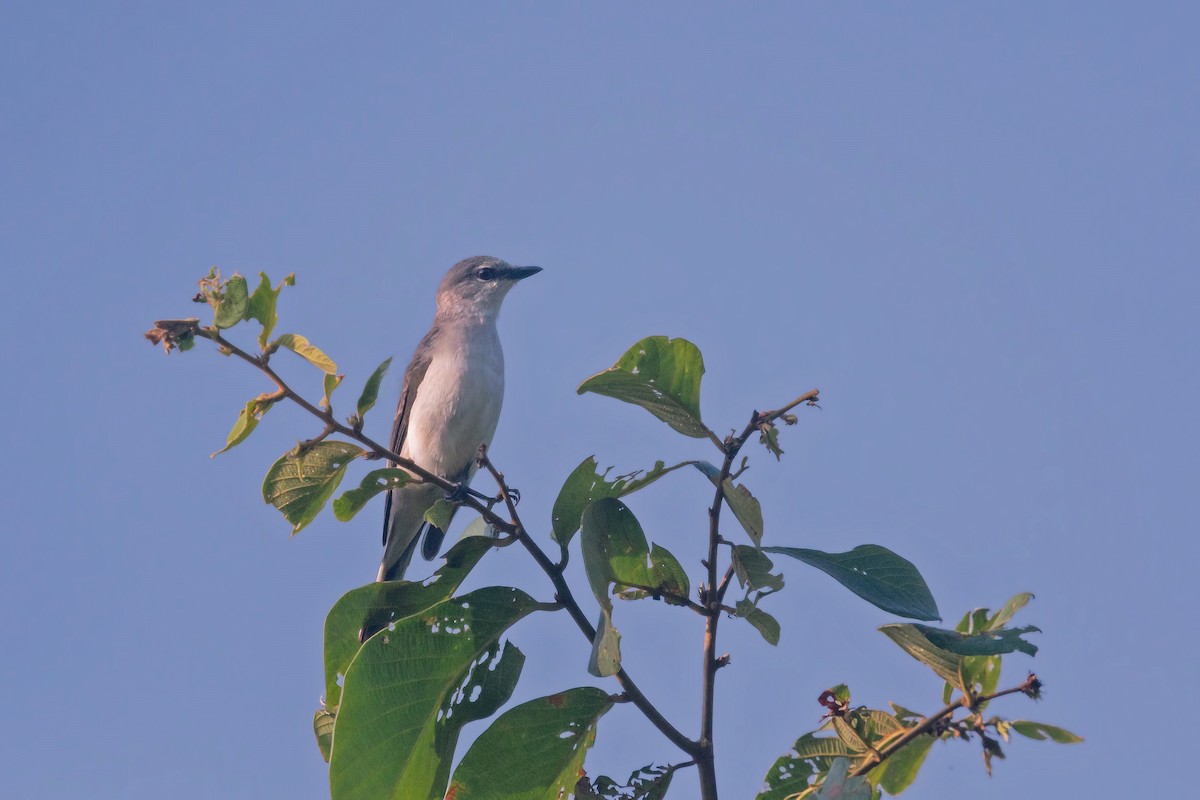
[447,687,613,800]
[328,588,538,800]
[764,545,940,621]
[757,732,859,800]
[577,336,711,438]
[322,537,494,709]
[262,441,365,534]
[332,468,411,522]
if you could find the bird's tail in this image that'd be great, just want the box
[378,483,453,582]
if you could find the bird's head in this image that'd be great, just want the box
[436,256,542,320]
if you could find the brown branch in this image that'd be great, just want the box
[475,447,698,757]
[850,673,1042,777]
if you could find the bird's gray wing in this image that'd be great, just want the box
[381,326,437,549]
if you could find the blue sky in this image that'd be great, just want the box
[2,3,1196,798]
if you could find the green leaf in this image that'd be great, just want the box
[245,271,294,348]
[321,373,343,409]
[731,545,785,592]
[989,592,1035,629]
[1010,721,1084,743]
[723,479,764,545]
[758,733,859,800]
[328,588,538,800]
[424,498,456,531]
[211,396,272,457]
[764,545,940,621]
[581,498,653,599]
[356,356,392,417]
[213,273,249,329]
[814,758,873,800]
[736,599,781,645]
[879,624,965,687]
[447,687,613,800]
[910,623,1040,657]
[322,537,493,707]
[577,335,711,438]
[274,332,337,374]
[648,543,690,600]
[332,468,411,521]
[589,608,623,679]
[550,456,696,545]
[262,441,365,534]
[313,707,336,763]
[760,421,784,459]
[870,735,933,795]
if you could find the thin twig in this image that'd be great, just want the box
[476,447,698,757]
[850,673,1042,777]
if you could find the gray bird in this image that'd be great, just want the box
[378,256,541,581]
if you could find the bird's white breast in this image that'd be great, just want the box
[402,323,505,479]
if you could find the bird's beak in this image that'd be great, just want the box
[507,265,543,281]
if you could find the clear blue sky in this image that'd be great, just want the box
[2,3,1195,798]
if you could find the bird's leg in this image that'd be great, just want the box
[443,482,495,505]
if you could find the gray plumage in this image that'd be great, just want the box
[378,256,541,581]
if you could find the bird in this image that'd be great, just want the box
[377,256,542,582]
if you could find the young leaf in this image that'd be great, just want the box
[647,543,690,600]
[731,545,784,592]
[313,707,336,763]
[424,498,456,531]
[213,274,249,329]
[332,468,411,521]
[274,333,337,374]
[323,537,494,707]
[988,592,1035,629]
[245,271,294,348]
[211,396,272,457]
[589,608,623,678]
[356,356,392,417]
[1009,720,1084,744]
[577,336,712,439]
[764,544,940,621]
[722,478,764,545]
[447,688,613,800]
[261,441,364,534]
[735,599,781,645]
[321,373,343,409]
[878,624,965,687]
[328,588,539,800]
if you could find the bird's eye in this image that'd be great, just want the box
[477,267,496,281]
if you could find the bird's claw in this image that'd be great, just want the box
[444,483,495,505]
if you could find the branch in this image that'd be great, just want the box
[154,320,699,757]
[476,447,698,757]
[850,673,1043,777]
[696,391,821,800]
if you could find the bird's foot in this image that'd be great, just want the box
[444,483,494,505]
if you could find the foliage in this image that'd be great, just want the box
[146,270,1081,799]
